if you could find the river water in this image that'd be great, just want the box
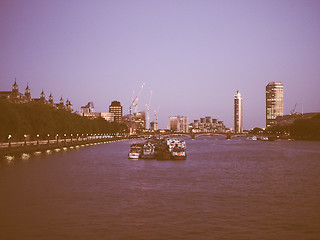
[1,136,320,240]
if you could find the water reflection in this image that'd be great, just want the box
[21,153,30,160]
[4,155,14,163]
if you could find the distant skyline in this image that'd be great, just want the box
[1,0,320,129]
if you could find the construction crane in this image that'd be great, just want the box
[290,103,298,115]
[154,105,160,129]
[129,82,145,115]
[145,90,153,129]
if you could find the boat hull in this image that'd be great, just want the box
[155,151,172,160]
[128,153,140,159]
[171,151,187,160]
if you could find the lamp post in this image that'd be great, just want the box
[24,134,27,146]
[64,134,67,144]
[47,134,50,144]
[37,134,39,145]
[71,134,73,143]
[8,134,11,147]
[56,134,59,144]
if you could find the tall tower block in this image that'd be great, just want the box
[266,82,283,128]
[234,90,243,133]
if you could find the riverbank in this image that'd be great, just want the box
[0,137,127,159]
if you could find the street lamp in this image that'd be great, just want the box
[47,134,50,144]
[37,134,40,145]
[24,134,27,146]
[8,134,11,147]
[56,134,59,143]
[71,134,73,143]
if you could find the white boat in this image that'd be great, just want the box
[171,146,187,160]
[128,144,142,159]
[166,138,186,152]
[247,136,258,141]
[165,138,187,160]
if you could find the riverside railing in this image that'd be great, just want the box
[0,133,129,148]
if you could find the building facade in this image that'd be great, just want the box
[266,82,283,128]
[0,79,73,111]
[80,102,95,114]
[109,101,123,123]
[234,90,243,133]
[168,116,189,133]
[190,117,227,133]
[150,121,158,131]
[100,112,114,122]
[123,111,146,134]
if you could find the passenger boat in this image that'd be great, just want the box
[167,139,187,160]
[171,146,187,160]
[140,142,156,159]
[260,136,269,141]
[167,138,186,152]
[247,136,258,141]
[128,137,187,160]
[260,136,276,141]
[128,143,142,159]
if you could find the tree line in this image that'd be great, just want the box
[251,114,320,141]
[0,100,128,142]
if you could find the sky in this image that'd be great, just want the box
[1,0,320,129]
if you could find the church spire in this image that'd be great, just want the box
[25,83,31,99]
[40,89,45,102]
[11,78,19,96]
[13,78,18,88]
[49,92,53,104]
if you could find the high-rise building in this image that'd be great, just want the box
[205,117,212,124]
[193,120,200,129]
[109,101,123,123]
[150,121,158,131]
[234,90,243,133]
[168,116,189,133]
[266,82,283,128]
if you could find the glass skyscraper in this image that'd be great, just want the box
[266,82,283,128]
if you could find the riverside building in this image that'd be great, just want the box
[168,116,189,133]
[109,101,123,123]
[234,90,243,133]
[0,79,73,111]
[266,82,283,128]
[80,102,95,114]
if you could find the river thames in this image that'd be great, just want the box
[1,136,320,240]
